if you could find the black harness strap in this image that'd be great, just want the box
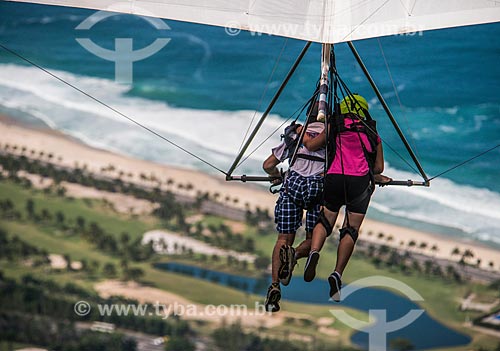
[296,154,325,162]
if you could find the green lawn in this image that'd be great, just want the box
[0,181,155,240]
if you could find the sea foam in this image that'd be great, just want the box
[0,64,284,170]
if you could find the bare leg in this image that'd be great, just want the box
[310,207,339,253]
[271,233,295,282]
[334,212,365,275]
[294,232,312,259]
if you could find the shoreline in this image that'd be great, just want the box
[1,115,500,272]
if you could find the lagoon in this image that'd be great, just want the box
[156,262,470,350]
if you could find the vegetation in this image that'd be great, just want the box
[390,338,415,351]
[359,243,463,283]
[0,274,190,337]
[0,311,137,351]
[211,322,356,351]
[1,147,499,351]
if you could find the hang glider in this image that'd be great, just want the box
[5,0,500,188]
[8,0,500,43]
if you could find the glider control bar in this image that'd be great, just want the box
[226,175,429,187]
[226,175,281,182]
[378,180,428,187]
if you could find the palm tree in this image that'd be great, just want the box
[55,211,65,227]
[26,199,35,218]
[120,258,129,272]
[377,232,385,240]
[424,260,433,275]
[379,245,390,256]
[462,249,474,263]
[76,216,86,230]
[120,232,130,248]
[127,267,144,281]
[103,262,117,277]
[408,240,416,250]
[431,245,439,255]
[367,244,376,257]
[458,256,469,280]
[412,260,421,273]
[451,247,461,260]
[41,208,51,221]
[430,244,439,263]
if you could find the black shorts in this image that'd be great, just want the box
[323,173,372,214]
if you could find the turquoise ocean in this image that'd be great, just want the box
[1,2,499,247]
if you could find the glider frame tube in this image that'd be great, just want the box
[225,41,312,179]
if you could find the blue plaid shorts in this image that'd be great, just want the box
[274,171,323,234]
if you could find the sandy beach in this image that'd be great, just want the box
[1,116,500,271]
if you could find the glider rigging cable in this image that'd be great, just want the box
[0,42,228,176]
[377,38,422,160]
[237,38,288,155]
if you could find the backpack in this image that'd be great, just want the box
[280,121,325,164]
[280,122,300,161]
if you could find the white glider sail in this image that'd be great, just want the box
[8,0,500,43]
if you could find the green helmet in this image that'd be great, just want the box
[340,94,369,118]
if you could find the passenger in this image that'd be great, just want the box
[263,105,325,312]
[302,94,391,301]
